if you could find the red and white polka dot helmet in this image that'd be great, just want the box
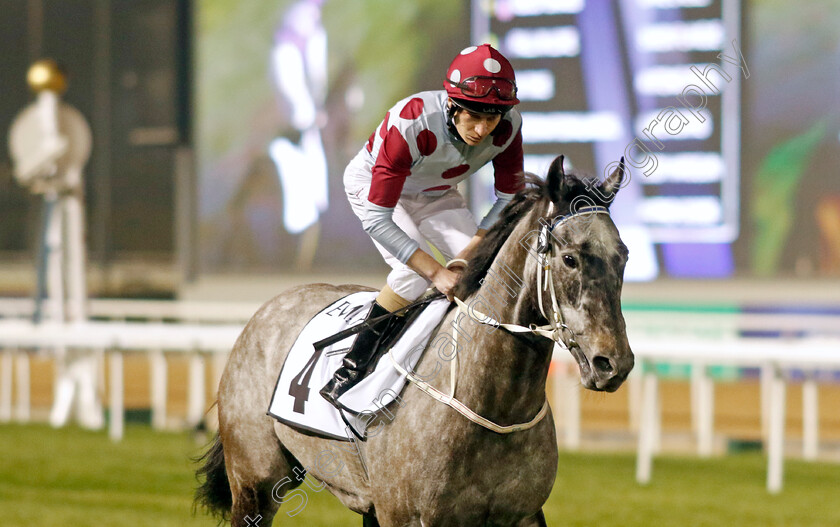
[444,44,519,111]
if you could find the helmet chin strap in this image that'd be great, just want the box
[445,100,467,144]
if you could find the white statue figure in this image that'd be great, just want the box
[8,59,102,429]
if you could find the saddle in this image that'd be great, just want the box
[268,291,452,441]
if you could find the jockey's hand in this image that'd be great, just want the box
[430,267,460,302]
[406,249,461,303]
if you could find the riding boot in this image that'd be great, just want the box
[320,301,391,406]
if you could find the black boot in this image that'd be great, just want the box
[320,301,391,406]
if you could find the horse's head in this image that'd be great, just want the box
[453,155,634,392]
[539,155,633,392]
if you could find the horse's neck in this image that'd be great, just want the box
[454,209,554,423]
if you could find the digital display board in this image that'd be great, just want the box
[470,0,744,280]
[193,0,840,280]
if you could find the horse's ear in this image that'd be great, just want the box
[547,155,568,203]
[601,156,626,202]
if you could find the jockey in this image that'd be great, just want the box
[321,44,524,405]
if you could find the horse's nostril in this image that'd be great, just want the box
[593,356,613,374]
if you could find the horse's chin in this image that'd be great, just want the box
[578,373,625,393]
[569,347,594,387]
[570,347,628,393]
[594,378,625,392]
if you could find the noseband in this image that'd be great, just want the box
[390,202,612,434]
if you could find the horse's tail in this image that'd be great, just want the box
[194,432,232,522]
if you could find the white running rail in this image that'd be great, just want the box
[2,298,840,494]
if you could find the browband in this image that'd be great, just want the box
[537,205,610,254]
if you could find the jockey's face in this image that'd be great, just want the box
[453,107,502,146]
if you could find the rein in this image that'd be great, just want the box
[394,204,611,434]
[312,292,445,351]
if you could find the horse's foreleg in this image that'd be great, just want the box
[516,508,548,527]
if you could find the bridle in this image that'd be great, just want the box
[390,202,611,434]
[532,203,610,352]
[455,203,610,352]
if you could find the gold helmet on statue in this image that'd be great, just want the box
[26,59,67,94]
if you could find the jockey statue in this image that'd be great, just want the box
[321,44,524,405]
[8,59,101,429]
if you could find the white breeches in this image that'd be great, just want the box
[347,187,478,301]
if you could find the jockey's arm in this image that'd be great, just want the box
[407,226,486,301]
[454,228,487,264]
[406,249,459,301]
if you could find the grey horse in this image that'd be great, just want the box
[195,155,634,526]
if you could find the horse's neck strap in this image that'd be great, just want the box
[392,299,551,435]
[450,204,611,352]
[388,349,549,434]
[393,203,609,434]
[452,297,563,347]
[449,259,571,352]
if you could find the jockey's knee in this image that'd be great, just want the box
[384,271,430,304]
[376,285,412,312]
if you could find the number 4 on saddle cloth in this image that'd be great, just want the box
[268,292,450,441]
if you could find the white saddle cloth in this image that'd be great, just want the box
[268,292,450,441]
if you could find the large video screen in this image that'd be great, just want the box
[195,0,840,279]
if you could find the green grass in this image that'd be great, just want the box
[1,424,840,526]
[547,452,840,526]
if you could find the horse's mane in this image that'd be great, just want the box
[453,164,612,300]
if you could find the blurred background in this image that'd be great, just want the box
[1,0,838,299]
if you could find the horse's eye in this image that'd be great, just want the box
[563,254,578,269]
